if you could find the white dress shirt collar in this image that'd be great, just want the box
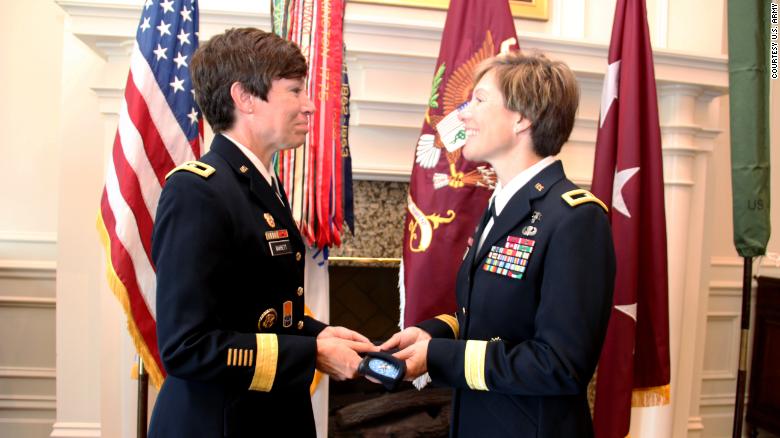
[492,156,557,216]
[476,156,556,253]
[222,133,276,187]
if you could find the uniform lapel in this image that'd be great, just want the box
[472,161,565,267]
[210,135,303,246]
[465,205,493,269]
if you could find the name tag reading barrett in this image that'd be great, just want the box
[269,239,292,256]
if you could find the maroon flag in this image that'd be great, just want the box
[591,0,671,436]
[401,0,518,326]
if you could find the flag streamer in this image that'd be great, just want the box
[271,3,350,435]
[271,0,353,249]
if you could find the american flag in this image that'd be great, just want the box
[97,0,202,388]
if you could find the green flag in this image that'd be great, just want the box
[727,0,771,257]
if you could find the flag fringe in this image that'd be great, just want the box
[304,303,324,396]
[310,370,323,396]
[398,259,406,329]
[631,384,670,407]
[97,212,164,389]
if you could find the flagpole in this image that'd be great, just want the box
[725,0,771,435]
[732,256,752,438]
[137,356,148,438]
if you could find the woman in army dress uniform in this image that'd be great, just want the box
[148,28,376,437]
[383,52,616,437]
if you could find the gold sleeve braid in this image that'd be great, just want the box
[228,348,255,367]
[249,334,278,392]
[464,340,489,391]
[435,314,460,338]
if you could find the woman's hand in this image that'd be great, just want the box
[380,326,431,351]
[394,339,430,380]
[318,325,372,344]
[316,337,377,381]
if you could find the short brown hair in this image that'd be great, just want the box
[475,51,579,157]
[190,28,308,133]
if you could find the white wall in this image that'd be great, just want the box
[0,0,774,437]
[0,0,63,436]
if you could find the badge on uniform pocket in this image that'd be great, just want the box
[258,308,277,330]
[521,225,537,236]
[269,239,292,256]
[263,213,276,228]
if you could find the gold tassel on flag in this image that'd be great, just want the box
[631,384,671,407]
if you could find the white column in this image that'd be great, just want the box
[93,41,152,438]
[629,85,724,438]
[51,26,109,438]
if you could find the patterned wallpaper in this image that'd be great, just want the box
[330,180,408,263]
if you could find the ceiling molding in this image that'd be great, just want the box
[58,0,727,91]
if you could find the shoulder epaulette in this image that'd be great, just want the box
[165,161,215,180]
[561,189,608,213]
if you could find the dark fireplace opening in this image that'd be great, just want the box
[328,264,451,437]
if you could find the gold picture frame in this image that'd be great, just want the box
[350,0,549,21]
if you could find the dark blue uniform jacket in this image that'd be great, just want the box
[419,161,616,438]
[148,135,326,437]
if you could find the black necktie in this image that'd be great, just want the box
[477,199,497,236]
[472,199,496,265]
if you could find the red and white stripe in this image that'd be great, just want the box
[99,41,201,386]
